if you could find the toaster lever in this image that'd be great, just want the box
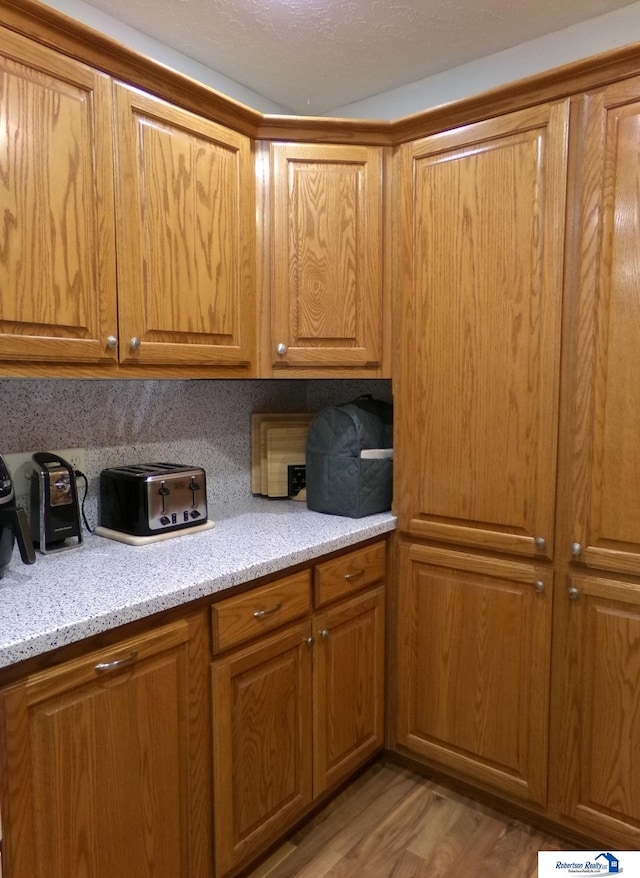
[159,480,170,514]
[190,476,200,508]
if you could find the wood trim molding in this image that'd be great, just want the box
[4,0,640,146]
[0,0,263,137]
[391,42,640,144]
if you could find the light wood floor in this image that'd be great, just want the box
[248,761,574,878]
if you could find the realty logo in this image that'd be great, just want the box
[537,850,640,876]
[597,853,620,874]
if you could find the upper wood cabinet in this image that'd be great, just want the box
[262,142,386,376]
[0,26,118,364]
[561,76,640,576]
[112,83,256,369]
[396,102,570,558]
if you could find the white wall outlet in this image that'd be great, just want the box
[4,448,88,499]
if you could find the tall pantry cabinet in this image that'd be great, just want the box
[550,75,640,848]
[393,79,640,847]
[393,102,570,806]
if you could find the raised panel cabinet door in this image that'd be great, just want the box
[270,143,383,371]
[396,102,569,558]
[395,543,553,806]
[212,621,313,878]
[312,586,385,796]
[0,27,118,362]
[551,573,640,848]
[0,620,198,878]
[564,78,640,576]
[113,83,256,369]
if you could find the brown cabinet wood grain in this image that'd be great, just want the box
[212,620,314,877]
[113,83,256,370]
[548,75,640,846]
[212,541,387,877]
[0,26,118,364]
[313,586,385,796]
[551,572,640,848]
[264,142,386,377]
[562,77,640,577]
[0,615,211,878]
[395,544,552,807]
[396,102,569,559]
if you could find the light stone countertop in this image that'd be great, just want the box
[0,499,396,670]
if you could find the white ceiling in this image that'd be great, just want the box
[76,0,637,114]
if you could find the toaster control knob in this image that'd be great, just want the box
[190,509,201,519]
[160,515,170,526]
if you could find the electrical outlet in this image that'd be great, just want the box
[4,448,87,499]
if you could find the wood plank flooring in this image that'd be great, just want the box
[248,762,574,878]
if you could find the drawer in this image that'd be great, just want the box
[212,570,312,653]
[314,541,386,608]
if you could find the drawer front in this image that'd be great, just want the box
[314,541,387,608]
[212,570,312,653]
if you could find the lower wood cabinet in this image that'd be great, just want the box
[394,542,552,808]
[212,621,314,877]
[0,613,212,878]
[211,542,386,878]
[550,572,640,848]
[312,587,385,797]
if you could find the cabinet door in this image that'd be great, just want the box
[269,143,383,373]
[396,102,569,558]
[0,620,200,878]
[564,78,640,576]
[551,573,640,847]
[395,544,552,806]
[313,586,385,796]
[113,84,255,369]
[0,27,117,363]
[212,621,313,877]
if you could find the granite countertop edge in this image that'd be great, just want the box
[0,499,397,670]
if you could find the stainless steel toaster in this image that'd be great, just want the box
[99,462,207,537]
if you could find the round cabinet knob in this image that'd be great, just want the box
[571,542,583,556]
[321,629,330,639]
[535,537,547,551]
[130,337,141,351]
[568,586,580,601]
[276,343,288,356]
[106,335,118,349]
[305,636,315,647]
[535,581,546,594]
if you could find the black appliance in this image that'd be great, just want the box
[0,453,36,577]
[30,452,83,553]
[99,462,207,537]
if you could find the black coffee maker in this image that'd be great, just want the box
[0,453,36,577]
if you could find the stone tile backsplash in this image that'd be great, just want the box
[0,378,392,522]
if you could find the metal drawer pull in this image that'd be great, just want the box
[344,569,365,581]
[253,603,282,619]
[95,652,138,673]
[568,586,580,601]
[535,581,546,594]
[321,629,330,639]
